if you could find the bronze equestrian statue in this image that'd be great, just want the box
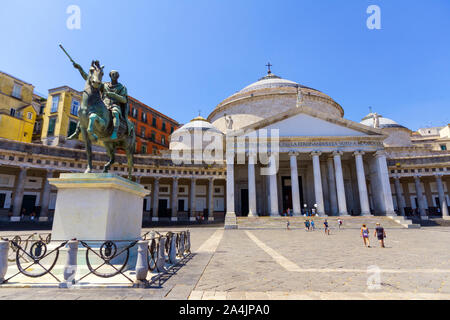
[60,45,136,179]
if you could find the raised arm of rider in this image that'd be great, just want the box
[73,63,88,81]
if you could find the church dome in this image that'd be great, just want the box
[240,72,304,93]
[360,113,407,129]
[170,116,223,152]
[172,116,223,134]
[207,69,344,133]
[360,112,412,147]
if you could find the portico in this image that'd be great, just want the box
[222,106,394,217]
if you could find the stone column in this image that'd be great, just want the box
[414,175,427,218]
[190,178,197,217]
[393,176,406,216]
[225,154,237,229]
[435,174,449,218]
[247,154,257,217]
[327,157,338,216]
[289,152,301,216]
[333,151,348,216]
[11,167,28,221]
[39,169,54,222]
[152,178,160,221]
[208,178,215,219]
[269,154,279,217]
[311,151,325,216]
[354,151,371,216]
[374,151,396,216]
[171,177,179,220]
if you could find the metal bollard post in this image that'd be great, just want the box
[60,239,78,288]
[185,230,191,254]
[169,234,177,265]
[155,237,167,273]
[0,240,9,284]
[179,232,185,257]
[135,240,149,287]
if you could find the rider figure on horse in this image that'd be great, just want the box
[103,70,129,140]
[68,64,130,141]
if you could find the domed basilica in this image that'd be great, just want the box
[170,68,450,227]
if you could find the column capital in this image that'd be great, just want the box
[434,173,444,178]
[288,151,299,157]
[374,150,387,158]
[332,150,343,157]
[414,174,422,180]
[353,150,365,157]
[154,177,161,182]
[208,177,215,183]
[393,175,401,180]
[311,151,322,157]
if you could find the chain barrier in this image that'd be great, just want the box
[5,239,67,283]
[0,230,191,287]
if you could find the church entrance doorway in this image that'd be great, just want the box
[240,189,249,217]
[281,176,303,214]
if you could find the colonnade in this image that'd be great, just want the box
[226,150,393,217]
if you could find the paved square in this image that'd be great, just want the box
[1,224,450,300]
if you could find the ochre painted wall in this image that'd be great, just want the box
[0,73,36,143]
[0,105,36,143]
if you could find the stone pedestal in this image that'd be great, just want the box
[49,173,150,241]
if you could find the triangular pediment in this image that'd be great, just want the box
[232,105,384,138]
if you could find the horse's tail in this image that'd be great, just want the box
[128,121,136,153]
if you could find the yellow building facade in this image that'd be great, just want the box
[41,86,103,150]
[0,71,37,143]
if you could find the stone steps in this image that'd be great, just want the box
[236,216,411,229]
[386,216,421,229]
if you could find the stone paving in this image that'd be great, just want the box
[1,223,450,300]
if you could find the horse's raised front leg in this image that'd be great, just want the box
[103,142,115,173]
[87,114,101,141]
[81,127,93,173]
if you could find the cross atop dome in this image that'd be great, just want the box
[266,62,272,74]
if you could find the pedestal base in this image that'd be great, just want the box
[38,217,49,222]
[9,217,20,222]
[49,173,150,241]
[224,212,238,229]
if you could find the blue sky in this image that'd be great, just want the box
[1,0,449,129]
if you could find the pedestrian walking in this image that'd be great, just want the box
[338,219,343,230]
[310,220,315,231]
[323,219,330,235]
[374,223,386,248]
[360,224,370,247]
[287,219,291,231]
[304,219,310,231]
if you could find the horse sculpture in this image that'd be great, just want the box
[69,59,136,180]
